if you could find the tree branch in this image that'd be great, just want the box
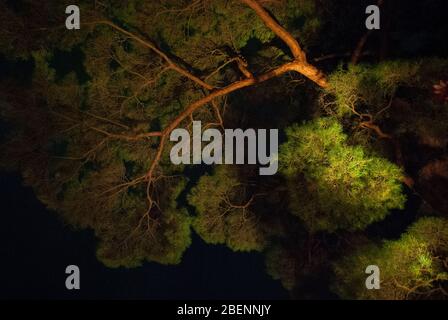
[80,1,330,214]
[84,20,214,90]
[240,0,306,61]
[240,0,327,87]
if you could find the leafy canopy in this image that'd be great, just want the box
[280,118,406,232]
[333,217,448,300]
[188,166,266,252]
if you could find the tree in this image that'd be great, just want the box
[0,0,328,267]
[280,118,406,232]
[1,0,447,298]
[333,217,448,300]
[188,166,266,251]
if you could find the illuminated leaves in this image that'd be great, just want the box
[188,167,266,252]
[333,217,448,300]
[280,118,406,232]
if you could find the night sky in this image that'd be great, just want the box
[0,173,287,300]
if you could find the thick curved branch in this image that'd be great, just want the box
[144,61,302,181]
[86,2,329,202]
[240,0,306,61]
[162,61,308,137]
[240,0,327,87]
[140,1,330,182]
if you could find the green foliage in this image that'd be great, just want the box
[1,0,317,269]
[96,206,192,267]
[188,166,266,252]
[327,59,448,117]
[31,50,56,82]
[328,61,418,117]
[81,175,191,268]
[333,217,448,300]
[109,0,143,26]
[265,245,297,290]
[280,118,406,232]
[2,0,447,299]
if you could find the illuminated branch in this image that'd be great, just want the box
[240,0,306,61]
[240,0,327,87]
[144,61,314,182]
[79,1,330,215]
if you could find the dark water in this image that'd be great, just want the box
[0,173,288,300]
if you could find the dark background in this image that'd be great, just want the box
[0,173,287,299]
